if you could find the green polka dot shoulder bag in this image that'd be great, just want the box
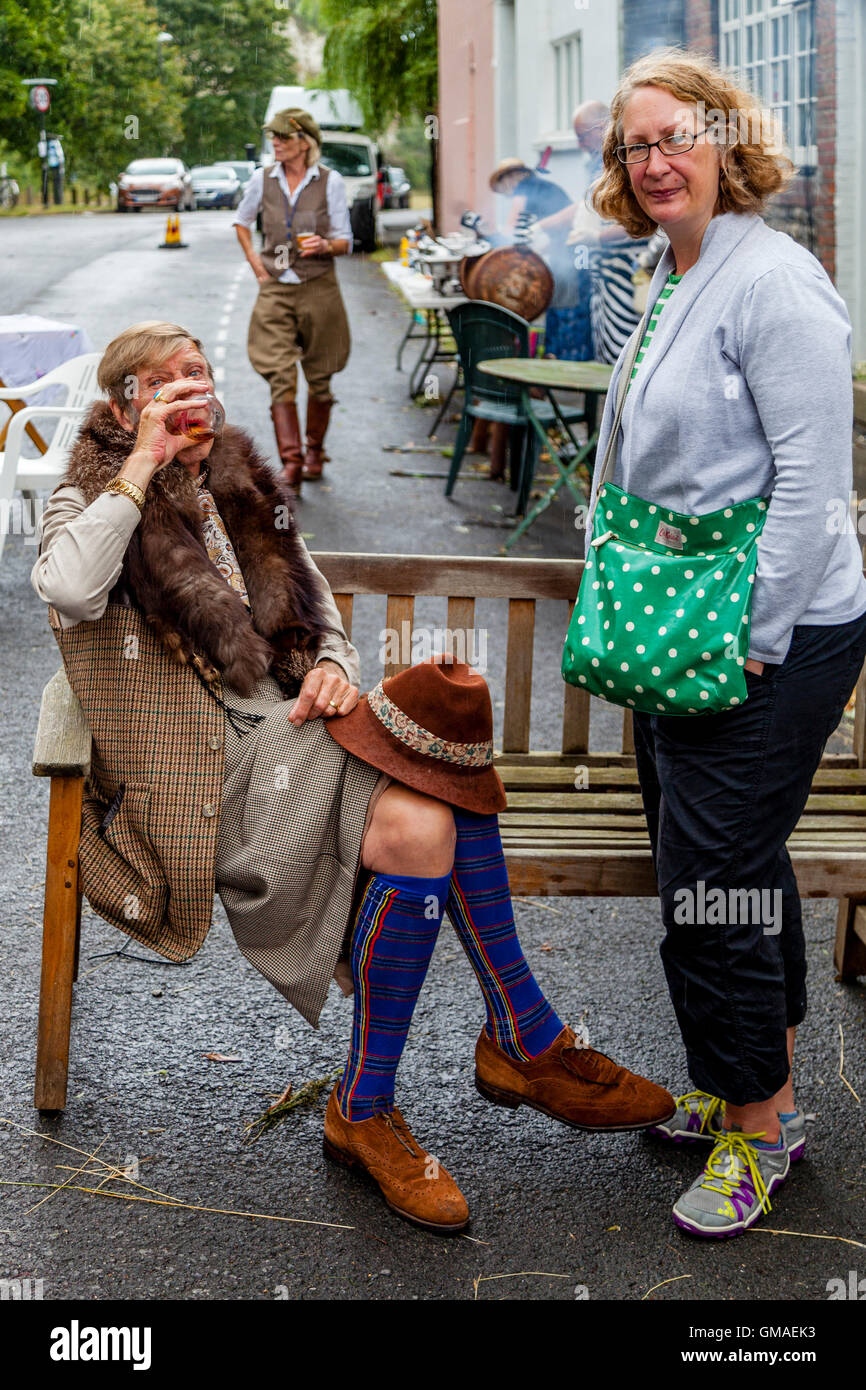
[562,324,769,716]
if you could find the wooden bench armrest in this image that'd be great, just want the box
[32,669,91,778]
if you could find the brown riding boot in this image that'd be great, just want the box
[475,1025,676,1132]
[302,395,332,480]
[323,1086,469,1234]
[270,400,304,493]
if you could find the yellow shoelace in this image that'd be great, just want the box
[674,1088,723,1134]
[698,1130,775,1217]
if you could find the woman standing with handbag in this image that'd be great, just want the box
[570,50,866,1238]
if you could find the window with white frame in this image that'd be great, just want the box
[552,32,583,133]
[719,0,817,166]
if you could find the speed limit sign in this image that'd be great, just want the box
[30,85,51,113]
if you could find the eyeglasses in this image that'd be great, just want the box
[615,128,709,164]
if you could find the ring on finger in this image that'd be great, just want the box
[328,698,342,710]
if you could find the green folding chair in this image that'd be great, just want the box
[444,301,584,513]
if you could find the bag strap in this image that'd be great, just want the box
[587,316,647,531]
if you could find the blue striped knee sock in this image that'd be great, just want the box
[447,809,564,1060]
[337,870,452,1122]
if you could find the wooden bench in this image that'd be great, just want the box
[32,553,866,1111]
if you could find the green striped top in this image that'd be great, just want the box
[628,272,683,388]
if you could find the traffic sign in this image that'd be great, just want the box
[30,85,51,113]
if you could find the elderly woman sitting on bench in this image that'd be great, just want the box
[32,319,673,1234]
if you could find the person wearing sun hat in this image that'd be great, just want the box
[489,154,596,363]
[322,657,674,1232]
[234,106,353,493]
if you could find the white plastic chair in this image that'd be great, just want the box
[0,352,103,562]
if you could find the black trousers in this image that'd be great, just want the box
[633,612,866,1105]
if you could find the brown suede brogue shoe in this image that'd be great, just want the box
[323,1086,469,1234]
[475,1026,676,1132]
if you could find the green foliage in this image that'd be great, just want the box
[0,0,438,188]
[0,0,296,183]
[61,0,186,181]
[316,0,438,133]
[0,0,77,153]
[0,137,42,187]
[157,0,297,165]
[384,115,431,194]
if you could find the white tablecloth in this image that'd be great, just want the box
[381,260,467,312]
[0,315,94,393]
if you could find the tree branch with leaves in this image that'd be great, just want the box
[315,0,439,225]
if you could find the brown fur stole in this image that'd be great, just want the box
[63,402,330,697]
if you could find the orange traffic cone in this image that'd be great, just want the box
[159,213,188,249]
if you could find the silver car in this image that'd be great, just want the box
[189,165,242,210]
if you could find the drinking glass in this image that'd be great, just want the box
[165,391,226,441]
[293,211,317,252]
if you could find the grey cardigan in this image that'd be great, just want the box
[586,211,866,664]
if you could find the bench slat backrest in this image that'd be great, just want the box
[317,552,590,755]
[313,552,866,767]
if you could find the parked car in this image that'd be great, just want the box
[213,160,257,192]
[116,158,195,212]
[190,165,242,210]
[381,165,411,209]
[317,134,382,253]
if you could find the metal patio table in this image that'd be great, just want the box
[478,357,612,548]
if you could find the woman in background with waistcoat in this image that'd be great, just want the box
[234,107,351,494]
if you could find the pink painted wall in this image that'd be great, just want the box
[437,0,498,234]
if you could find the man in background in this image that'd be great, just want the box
[531,100,610,360]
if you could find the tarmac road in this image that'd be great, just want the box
[0,211,864,1307]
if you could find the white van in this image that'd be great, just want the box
[262,86,382,252]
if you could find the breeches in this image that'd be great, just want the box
[247,270,351,404]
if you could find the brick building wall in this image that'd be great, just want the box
[761,0,835,279]
[621,0,836,282]
[621,0,686,66]
[683,0,716,54]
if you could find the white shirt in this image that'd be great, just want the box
[233,162,353,283]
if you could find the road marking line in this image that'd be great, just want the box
[214,366,226,383]
[214,345,226,360]
[216,329,227,342]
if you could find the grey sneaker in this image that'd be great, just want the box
[648,1089,724,1146]
[650,1090,806,1163]
[672,1130,790,1239]
[779,1109,806,1163]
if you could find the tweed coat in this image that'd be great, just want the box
[37,411,385,1025]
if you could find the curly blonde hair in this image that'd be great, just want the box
[592,48,795,238]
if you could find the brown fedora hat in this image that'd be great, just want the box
[326,660,506,815]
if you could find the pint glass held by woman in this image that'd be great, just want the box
[293,212,317,252]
